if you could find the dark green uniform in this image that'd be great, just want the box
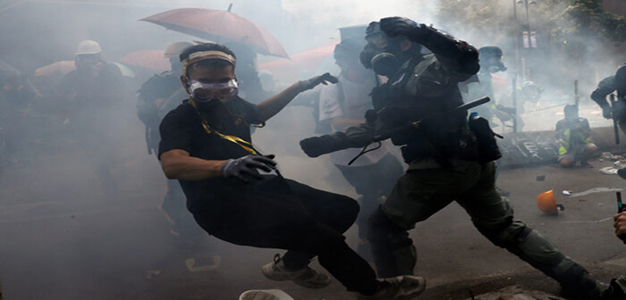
[302,20,602,299]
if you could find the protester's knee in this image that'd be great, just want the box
[560,158,574,167]
[584,143,598,154]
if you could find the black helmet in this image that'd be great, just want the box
[478,46,503,58]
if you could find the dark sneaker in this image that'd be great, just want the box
[601,279,626,300]
[356,276,426,300]
[261,254,332,289]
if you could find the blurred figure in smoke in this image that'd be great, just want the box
[158,43,425,300]
[300,17,602,300]
[592,65,626,134]
[555,105,596,168]
[57,40,125,195]
[499,81,544,132]
[137,41,220,271]
[318,37,403,261]
[0,61,42,166]
[462,46,508,126]
[137,42,192,155]
[462,46,510,196]
[225,42,270,104]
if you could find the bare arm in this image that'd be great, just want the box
[257,82,303,122]
[160,149,226,181]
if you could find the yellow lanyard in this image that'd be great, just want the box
[190,97,259,155]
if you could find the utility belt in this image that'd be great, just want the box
[399,116,501,166]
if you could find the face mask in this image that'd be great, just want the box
[188,79,238,103]
[360,42,401,77]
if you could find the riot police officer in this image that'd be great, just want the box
[300,17,602,299]
[591,65,626,134]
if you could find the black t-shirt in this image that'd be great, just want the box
[158,97,263,213]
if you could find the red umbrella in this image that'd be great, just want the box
[140,8,289,58]
[118,49,170,71]
[259,41,339,82]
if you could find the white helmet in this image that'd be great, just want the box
[76,40,102,55]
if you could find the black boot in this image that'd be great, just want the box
[558,264,602,300]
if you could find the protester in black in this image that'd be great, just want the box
[158,43,425,299]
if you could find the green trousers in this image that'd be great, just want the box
[368,160,601,298]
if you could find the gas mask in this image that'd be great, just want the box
[360,37,403,77]
[75,54,102,77]
[187,79,238,109]
[482,56,507,73]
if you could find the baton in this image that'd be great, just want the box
[611,94,620,144]
[371,97,491,142]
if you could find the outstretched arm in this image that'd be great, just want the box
[257,73,337,122]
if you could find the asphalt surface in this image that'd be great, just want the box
[2,106,626,300]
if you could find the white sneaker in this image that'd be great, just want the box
[261,254,332,289]
[356,276,426,300]
[238,289,294,300]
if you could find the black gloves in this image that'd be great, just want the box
[299,73,338,92]
[379,17,420,40]
[221,154,277,183]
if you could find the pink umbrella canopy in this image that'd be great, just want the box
[140,8,289,58]
[118,49,170,71]
[259,41,338,83]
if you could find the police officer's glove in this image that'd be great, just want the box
[380,17,422,41]
[300,134,348,158]
[221,154,277,183]
[298,73,338,92]
[604,106,613,119]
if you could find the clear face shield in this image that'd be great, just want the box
[188,79,238,103]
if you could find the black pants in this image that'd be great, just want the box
[192,178,378,294]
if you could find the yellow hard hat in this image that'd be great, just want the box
[164,42,193,58]
[537,190,559,215]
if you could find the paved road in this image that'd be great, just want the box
[2,107,626,300]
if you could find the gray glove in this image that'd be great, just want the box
[221,154,277,183]
[299,73,338,91]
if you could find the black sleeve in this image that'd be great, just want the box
[590,76,615,109]
[158,107,192,160]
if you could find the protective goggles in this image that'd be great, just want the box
[189,79,238,102]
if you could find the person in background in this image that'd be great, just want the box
[57,40,125,195]
[318,37,403,261]
[555,104,597,168]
